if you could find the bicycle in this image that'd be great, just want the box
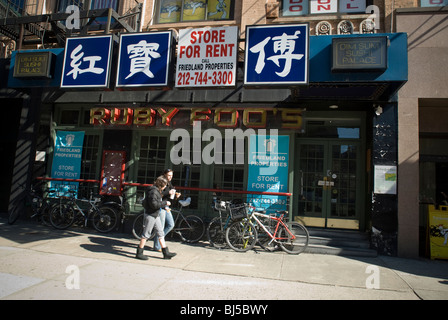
[207,199,247,249]
[225,206,309,254]
[49,190,118,233]
[132,197,205,243]
[8,183,56,226]
[98,191,144,235]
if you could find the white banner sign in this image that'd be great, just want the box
[176,26,238,88]
[310,0,338,14]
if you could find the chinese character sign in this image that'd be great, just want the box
[61,36,113,88]
[244,24,309,85]
[116,32,173,88]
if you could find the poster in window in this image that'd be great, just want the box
[50,131,85,197]
[207,0,232,20]
[182,0,206,21]
[374,165,397,194]
[158,0,182,23]
[100,151,126,196]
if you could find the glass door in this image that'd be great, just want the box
[296,139,362,229]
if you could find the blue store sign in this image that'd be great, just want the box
[116,31,173,88]
[61,35,113,88]
[51,131,85,196]
[244,24,309,86]
[247,134,289,214]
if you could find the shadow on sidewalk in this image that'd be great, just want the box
[0,216,84,245]
[81,236,137,259]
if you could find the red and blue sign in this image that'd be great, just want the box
[116,31,173,88]
[61,35,113,88]
[244,24,309,86]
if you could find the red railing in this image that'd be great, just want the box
[36,177,292,197]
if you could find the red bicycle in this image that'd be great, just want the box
[225,205,309,254]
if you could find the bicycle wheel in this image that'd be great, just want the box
[177,215,205,243]
[39,202,53,227]
[225,219,258,252]
[132,213,156,240]
[278,222,309,254]
[207,216,227,249]
[50,203,75,229]
[8,204,21,225]
[93,206,118,233]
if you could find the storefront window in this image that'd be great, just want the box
[60,110,80,126]
[156,0,234,24]
[79,133,101,198]
[138,135,168,184]
[305,125,360,138]
[214,137,245,193]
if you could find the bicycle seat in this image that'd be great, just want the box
[178,197,191,207]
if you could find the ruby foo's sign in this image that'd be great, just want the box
[90,107,303,129]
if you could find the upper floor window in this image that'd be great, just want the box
[420,0,448,7]
[4,0,25,14]
[155,0,234,24]
[282,0,366,16]
[57,0,119,12]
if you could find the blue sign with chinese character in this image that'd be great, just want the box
[61,35,113,88]
[116,31,173,88]
[244,24,309,85]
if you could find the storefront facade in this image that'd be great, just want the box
[6,30,407,253]
[1,0,412,256]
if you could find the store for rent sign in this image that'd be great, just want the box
[50,131,85,196]
[176,26,238,87]
[247,135,290,214]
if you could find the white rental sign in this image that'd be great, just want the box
[176,26,238,88]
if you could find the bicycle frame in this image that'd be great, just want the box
[214,202,233,230]
[250,211,296,246]
[170,205,191,234]
[70,197,102,226]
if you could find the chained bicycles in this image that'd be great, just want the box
[49,190,118,232]
[207,199,247,249]
[8,183,55,226]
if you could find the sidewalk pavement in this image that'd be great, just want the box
[0,217,447,300]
